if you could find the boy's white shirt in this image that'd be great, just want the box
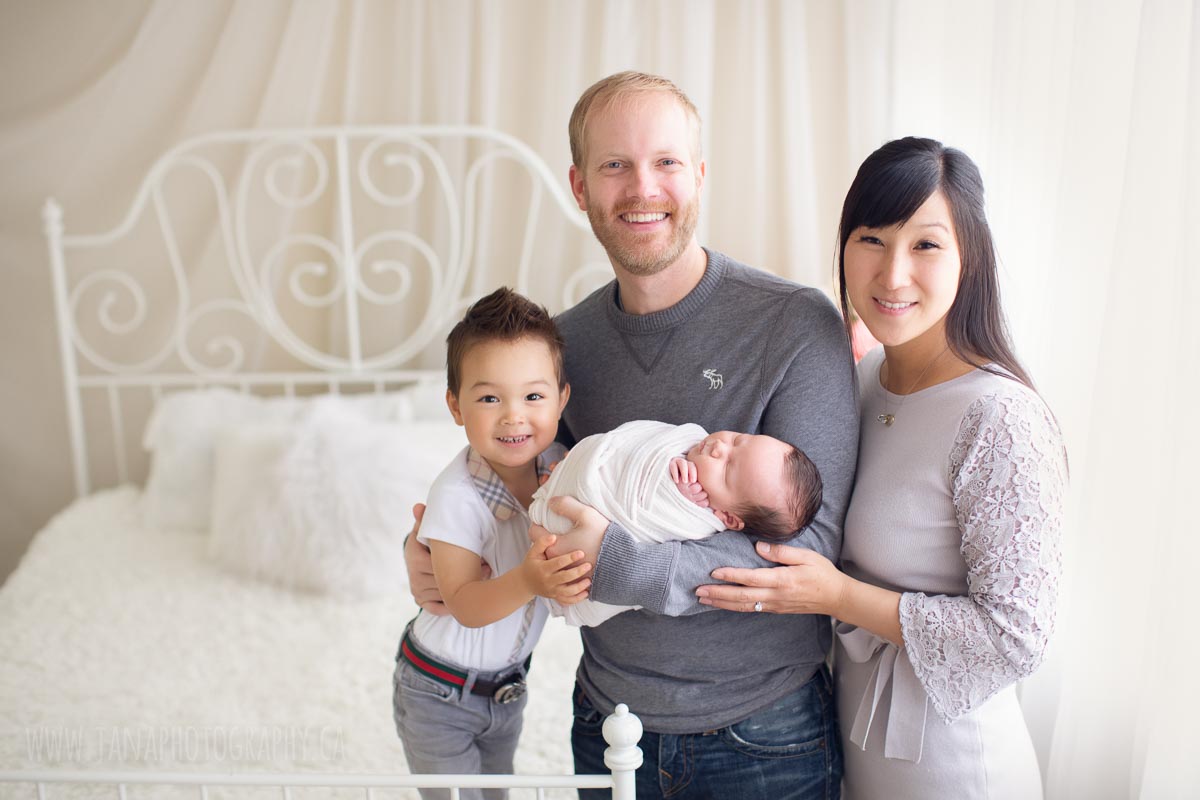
[529,420,723,627]
[414,443,564,671]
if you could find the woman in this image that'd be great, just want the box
[696,137,1067,799]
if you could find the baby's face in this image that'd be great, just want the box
[686,431,793,514]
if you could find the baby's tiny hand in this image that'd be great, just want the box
[678,481,709,508]
[670,457,697,486]
[670,458,708,507]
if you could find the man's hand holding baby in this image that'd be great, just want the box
[519,534,592,605]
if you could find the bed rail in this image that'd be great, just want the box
[0,705,642,799]
[43,125,608,497]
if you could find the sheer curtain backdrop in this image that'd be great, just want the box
[0,1,1195,797]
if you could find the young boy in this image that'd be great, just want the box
[392,287,590,800]
[530,419,823,627]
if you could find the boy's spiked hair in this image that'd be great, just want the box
[445,287,566,396]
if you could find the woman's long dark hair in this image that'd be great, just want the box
[836,137,1034,390]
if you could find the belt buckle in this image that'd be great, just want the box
[492,676,527,705]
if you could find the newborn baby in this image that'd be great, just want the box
[529,419,822,626]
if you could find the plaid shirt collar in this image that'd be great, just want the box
[466,443,565,521]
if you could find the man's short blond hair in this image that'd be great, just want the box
[568,71,702,168]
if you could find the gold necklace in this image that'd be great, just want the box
[877,347,949,426]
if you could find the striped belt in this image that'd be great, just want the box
[398,631,531,705]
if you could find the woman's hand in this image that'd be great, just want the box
[695,541,850,617]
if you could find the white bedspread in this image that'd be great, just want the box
[0,488,583,798]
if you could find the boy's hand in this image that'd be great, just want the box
[670,458,709,508]
[521,534,592,603]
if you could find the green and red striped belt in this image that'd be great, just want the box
[399,631,530,705]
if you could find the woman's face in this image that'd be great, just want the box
[844,190,962,353]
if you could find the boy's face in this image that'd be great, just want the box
[446,337,568,473]
[686,432,793,522]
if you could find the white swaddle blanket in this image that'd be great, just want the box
[529,419,723,626]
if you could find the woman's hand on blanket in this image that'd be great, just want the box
[521,534,592,603]
[405,503,491,615]
[540,495,608,571]
[694,541,849,617]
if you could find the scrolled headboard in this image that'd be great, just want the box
[43,126,609,497]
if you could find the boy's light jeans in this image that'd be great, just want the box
[392,655,528,800]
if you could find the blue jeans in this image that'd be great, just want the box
[572,668,842,799]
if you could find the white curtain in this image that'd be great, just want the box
[1,1,1195,795]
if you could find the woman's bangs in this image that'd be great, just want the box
[853,167,939,232]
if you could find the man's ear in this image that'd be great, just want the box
[696,159,706,193]
[445,389,464,426]
[713,508,744,531]
[569,164,587,212]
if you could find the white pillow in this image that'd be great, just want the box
[404,376,451,421]
[208,402,466,597]
[141,388,417,532]
[141,389,267,531]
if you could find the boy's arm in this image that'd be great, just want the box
[431,537,591,628]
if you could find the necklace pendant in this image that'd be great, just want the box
[877,413,895,426]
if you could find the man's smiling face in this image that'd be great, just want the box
[570,91,705,277]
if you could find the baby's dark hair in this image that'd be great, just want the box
[445,287,566,396]
[737,446,823,543]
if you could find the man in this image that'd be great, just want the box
[408,72,858,799]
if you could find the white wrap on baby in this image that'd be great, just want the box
[529,419,724,626]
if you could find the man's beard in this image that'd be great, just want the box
[586,193,700,277]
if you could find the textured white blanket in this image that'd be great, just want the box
[0,489,583,798]
[529,420,722,627]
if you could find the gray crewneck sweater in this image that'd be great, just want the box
[556,249,859,733]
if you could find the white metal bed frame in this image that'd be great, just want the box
[39,125,609,498]
[6,126,639,797]
[0,703,642,799]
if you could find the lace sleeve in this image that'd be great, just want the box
[899,389,1067,723]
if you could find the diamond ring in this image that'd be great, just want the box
[753,601,763,612]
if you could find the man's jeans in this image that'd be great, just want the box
[572,667,842,799]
